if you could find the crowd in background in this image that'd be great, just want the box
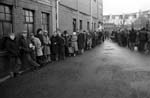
[111,28,150,53]
[4,28,105,77]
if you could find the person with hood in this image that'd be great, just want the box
[19,31,40,71]
[5,33,20,77]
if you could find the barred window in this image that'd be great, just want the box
[0,4,12,37]
[42,12,49,32]
[24,9,34,34]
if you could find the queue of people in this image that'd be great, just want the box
[4,29,104,78]
[111,28,150,54]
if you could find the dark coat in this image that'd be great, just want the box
[5,37,20,57]
[139,31,148,42]
[57,36,65,58]
[62,34,69,46]
[129,31,137,42]
[19,36,32,55]
[77,33,85,49]
[51,36,58,54]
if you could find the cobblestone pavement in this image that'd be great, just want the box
[1,40,150,98]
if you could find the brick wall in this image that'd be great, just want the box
[0,0,53,77]
[59,0,103,32]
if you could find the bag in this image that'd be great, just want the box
[68,47,74,53]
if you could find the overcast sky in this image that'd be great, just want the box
[103,0,150,15]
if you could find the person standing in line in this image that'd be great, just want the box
[19,31,40,71]
[30,33,43,65]
[129,29,137,50]
[71,32,78,56]
[51,32,59,61]
[5,33,20,77]
[43,31,51,63]
[77,30,86,54]
[36,28,46,64]
[57,31,65,60]
[62,30,69,57]
[138,28,148,52]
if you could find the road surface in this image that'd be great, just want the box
[1,40,150,98]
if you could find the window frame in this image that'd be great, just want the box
[23,9,34,34]
[0,4,12,37]
[41,12,49,32]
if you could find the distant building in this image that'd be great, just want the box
[103,10,150,29]
[58,0,103,33]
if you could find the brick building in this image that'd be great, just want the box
[0,0,53,77]
[58,0,103,33]
[0,0,53,37]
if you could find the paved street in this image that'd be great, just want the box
[1,40,150,98]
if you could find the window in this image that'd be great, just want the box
[0,4,12,37]
[24,9,34,34]
[42,12,49,32]
[73,18,76,32]
[80,20,82,30]
[87,21,90,30]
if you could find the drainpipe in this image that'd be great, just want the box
[56,0,60,30]
[90,0,93,31]
[77,0,79,32]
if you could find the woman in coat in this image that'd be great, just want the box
[43,31,51,63]
[30,33,43,65]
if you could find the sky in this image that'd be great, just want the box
[103,0,150,15]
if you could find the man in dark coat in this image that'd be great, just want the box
[19,31,40,71]
[57,32,65,60]
[51,32,59,61]
[5,33,20,77]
